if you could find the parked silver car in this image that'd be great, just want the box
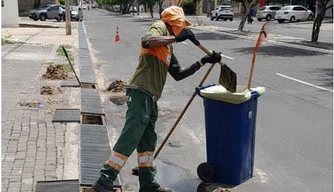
[256,5,281,21]
[29,4,65,21]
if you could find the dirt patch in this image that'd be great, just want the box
[110,95,127,105]
[158,108,181,119]
[42,65,70,80]
[40,86,64,95]
[19,101,45,108]
[107,80,126,92]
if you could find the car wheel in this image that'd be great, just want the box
[210,14,214,20]
[33,18,38,21]
[57,18,61,22]
[290,16,296,23]
[278,19,284,23]
[215,14,219,21]
[266,15,272,21]
[223,18,227,21]
[257,18,262,21]
[229,18,233,21]
[40,14,47,21]
[308,14,314,21]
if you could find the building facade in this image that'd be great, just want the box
[2,0,19,27]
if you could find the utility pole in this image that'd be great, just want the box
[65,0,71,35]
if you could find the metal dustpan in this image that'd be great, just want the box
[219,65,237,93]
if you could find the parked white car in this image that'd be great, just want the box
[210,5,234,21]
[275,5,314,23]
[256,5,281,21]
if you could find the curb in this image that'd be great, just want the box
[19,23,60,28]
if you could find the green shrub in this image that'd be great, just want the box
[181,0,197,15]
[59,0,65,5]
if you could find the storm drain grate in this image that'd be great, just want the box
[52,109,80,123]
[35,180,79,192]
[61,80,80,87]
[79,124,120,187]
[81,89,104,115]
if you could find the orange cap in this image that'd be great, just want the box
[161,6,192,35]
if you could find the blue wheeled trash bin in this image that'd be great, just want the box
[196,84,265,187]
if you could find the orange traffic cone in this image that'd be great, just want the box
[115,26,120,43]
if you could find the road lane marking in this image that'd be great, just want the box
[182,42,188,45]
[221,54,234,60]
[82,21,87,35]
[276,73,333,92]
[141,27,146,30]
[133,24,137,27]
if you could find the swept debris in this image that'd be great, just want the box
[19,101,46,108]
[42,65,69,80]
[40,86,64,95]
[107,80,126,92]
[110,95,127,105]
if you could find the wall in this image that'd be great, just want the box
[2,0,19,27]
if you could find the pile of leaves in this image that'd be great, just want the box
[42,65,68,80]
[110,95,127,106]
[40,86,64,95]
[19,101,42,108]
[107,80,126,92]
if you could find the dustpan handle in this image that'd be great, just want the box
[190,38,226,67]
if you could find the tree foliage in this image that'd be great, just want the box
[311,0,333,42]
[59,0,65,5]
[180,0,197,14]
[234,0,260,31]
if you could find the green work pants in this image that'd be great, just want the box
[98,88,160,190]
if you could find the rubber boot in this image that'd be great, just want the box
[132,166,157,176]
[92,180,115,192]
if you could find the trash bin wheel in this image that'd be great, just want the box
[197,162,215,182]
[197,182,209,192]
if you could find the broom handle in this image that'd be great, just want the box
[62,46,82,88]
[247,22,268,90]
[247,51,257,89]
[191,39,226,67]
[154,64,215,159]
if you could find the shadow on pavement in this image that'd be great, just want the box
[313,68,333,88]
[286,41,333,50]
[233,45,327,57]
[194,32,237,40]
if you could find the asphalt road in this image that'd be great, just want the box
[185,16,333,43]
[82,9,333,192]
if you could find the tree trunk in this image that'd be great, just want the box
[238,2,247,31]
[311,11,325,42]
[33,0,40,8]
[149,4,153,18]
[159,1,163,14]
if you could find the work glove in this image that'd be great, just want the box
[174,28,195,42]
[201,51,222,65]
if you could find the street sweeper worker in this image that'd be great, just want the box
[93,6,222,192]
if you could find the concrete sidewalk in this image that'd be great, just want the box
[18,17,79,29]
[2,27,80,192]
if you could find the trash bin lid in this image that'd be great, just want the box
[200,85,265,104]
